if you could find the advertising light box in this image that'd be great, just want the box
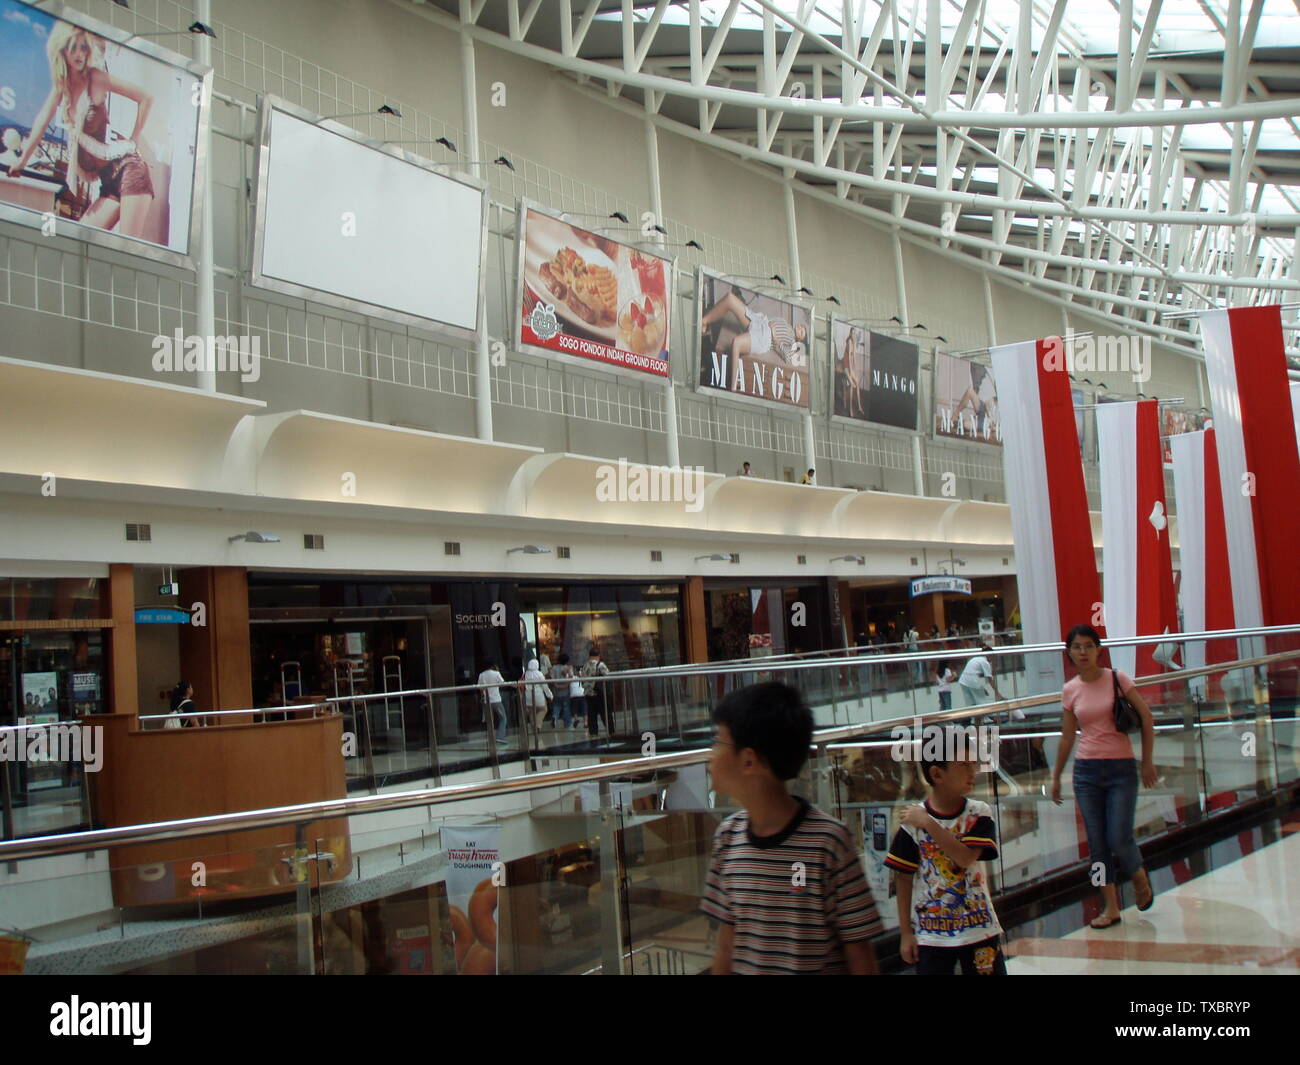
[830,320,920,431]
[516,202,673,376]
[932,351,1003,447]
[696,268,811,409]
[251,98,486,334]
[0,0,210,266]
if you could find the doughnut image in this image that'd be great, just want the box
[448,905,473,971]
[468,878,498,950]
[448,879,499,973]
[460,941,495,975]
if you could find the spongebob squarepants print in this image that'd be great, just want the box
[913,826,996,938]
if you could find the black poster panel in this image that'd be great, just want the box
[865,331,920,430]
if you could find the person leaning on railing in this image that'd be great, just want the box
[1050,624,1157,929]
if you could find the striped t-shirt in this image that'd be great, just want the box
[700,798,882,974]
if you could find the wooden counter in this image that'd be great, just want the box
[88,712,351,907]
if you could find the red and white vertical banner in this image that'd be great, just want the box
[1096,399,1179,678]
[1197,307,1300,641]
[992,338,1103,692]
[1169,429,1237,692]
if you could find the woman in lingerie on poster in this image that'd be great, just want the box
[7,23,155,240]
[700,286,807,367]
[839,327,866,418]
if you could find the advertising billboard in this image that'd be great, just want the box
[0,0,209,265]
[516,202,672,376]
[932,351,1002,446]
[251,98,486,333]
[696,268,811,409]
[830,320,919,430]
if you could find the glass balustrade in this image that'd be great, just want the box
[1,632,1295,974]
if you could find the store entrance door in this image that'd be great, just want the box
[0,629,104,838]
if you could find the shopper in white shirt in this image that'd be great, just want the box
[958,647,1003,707]
[477,661,507,743]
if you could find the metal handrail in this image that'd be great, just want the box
[2,645,1294,864]
[132,623,1300,722]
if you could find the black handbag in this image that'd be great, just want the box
[1112,670,1141,733]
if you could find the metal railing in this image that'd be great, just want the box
[3,636,1294,864]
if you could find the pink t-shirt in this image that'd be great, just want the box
[1062,669,1136,760]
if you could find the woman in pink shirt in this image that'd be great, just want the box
[1050,624,1158,928]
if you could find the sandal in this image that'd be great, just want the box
[1134,868,1155,912]
[1089,914,1123,929]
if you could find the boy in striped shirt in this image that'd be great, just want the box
[700,682,881,974]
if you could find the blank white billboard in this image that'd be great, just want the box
[251,101,484,332]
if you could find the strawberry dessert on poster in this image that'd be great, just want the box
[519,206,671,376]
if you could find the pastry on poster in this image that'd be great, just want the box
[448,878,498,974]
[519,207,671,376]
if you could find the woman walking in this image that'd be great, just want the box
[1050,624,1158,928]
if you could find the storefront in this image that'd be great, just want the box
[847,575,1017,642]
[0,576,109,837]
[246,575,687,743]
[701,580,832,662]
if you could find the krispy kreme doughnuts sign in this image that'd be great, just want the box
[443,824,502,975]
[517,204,673,376]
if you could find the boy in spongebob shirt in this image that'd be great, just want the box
[885,743,1005,974]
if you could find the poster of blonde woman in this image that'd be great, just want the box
[0,1,208,261]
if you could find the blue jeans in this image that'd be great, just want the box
[1073,758,1142,887]
[490,700,507,742]
[938,690,952,712]
[551,692,572,727]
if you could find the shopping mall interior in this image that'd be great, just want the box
[0,0,1297,1005]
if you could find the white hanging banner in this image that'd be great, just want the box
[443,824,502,975]
[1096,399,1179,678]
[1169,429,1237,697]
[992,338,1102,693]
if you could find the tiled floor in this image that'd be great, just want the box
[1006,824,1300,975]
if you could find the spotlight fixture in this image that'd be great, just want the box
[694,553,729,562]
[824,296,841,305]
[559,211,630,224]
[130,19,215,38]
[436,136,457,151]
[228,531,280,544]
[797,287,814,296]
[728,274,787,287]
[829,554,866,564]
[321,105,403,121]
[507,545,551,555]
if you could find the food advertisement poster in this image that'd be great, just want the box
[443,824,502,975]
[517,203,672,376]
[830,321,920,430]
[932,351,1002,446]
[697,268,811,409]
